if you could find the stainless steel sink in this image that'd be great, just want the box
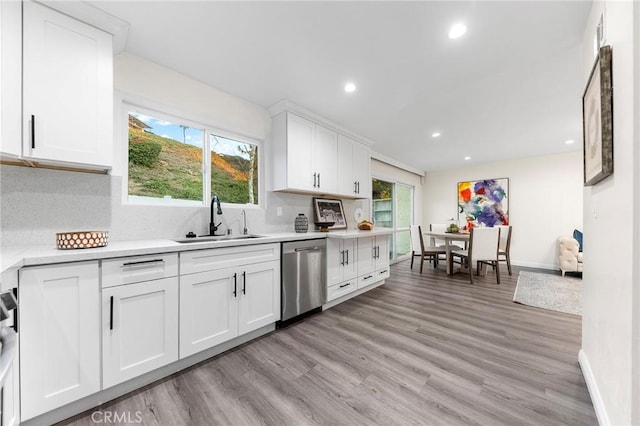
[174,234,265,244]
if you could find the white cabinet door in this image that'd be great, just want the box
[326,238,344,286]
[103,277,179,389]
[238,261,280,335]
[179,268,238,358]
[19,262,100,421]
[338,134,370,198]
[357,236,375,276]
[327,238,358,286]
[314,125,338,193]
[0,0,21,158]
[352,142,371,197]
[22,1,113,168]
[337,135,354,196]
[342,238,358,281]
[286,113,315,191]
[2,349,19,426]
[375,235,390,270]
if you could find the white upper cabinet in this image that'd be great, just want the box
[272,110,369,199]
[337,134,371,198]
[273,112,337,194]
[22,1,113,169]
[0,0,22,158]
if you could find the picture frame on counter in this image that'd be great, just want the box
[313,198,347,229]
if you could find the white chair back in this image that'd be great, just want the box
[496,225,512,252]
[470,227,500,262]
[409,225,423,252]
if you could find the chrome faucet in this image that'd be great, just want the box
[209,195,223,236]
[241,210,248,235]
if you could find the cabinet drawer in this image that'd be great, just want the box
[181,243,280,275]
[358,272,377,290]
[102,253,178,288]
[327,279,356,302]
[376,267,390,281]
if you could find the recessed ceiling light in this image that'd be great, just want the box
[464,156,471,160]
[344,82,356,93]
[432,132,441,138]
[449,22,467,39]
[565,139,575,145]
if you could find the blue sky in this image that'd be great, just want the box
[130,112,251,159]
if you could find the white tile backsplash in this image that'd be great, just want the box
[0,165,371,248]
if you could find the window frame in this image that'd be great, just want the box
[119,99,263,209]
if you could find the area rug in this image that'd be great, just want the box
[513,271,582,316]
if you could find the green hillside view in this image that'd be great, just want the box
[128,127,258,204]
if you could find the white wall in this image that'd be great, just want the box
[579,2,638,425]
[422,151,583,269]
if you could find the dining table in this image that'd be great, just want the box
[424,231,470,275]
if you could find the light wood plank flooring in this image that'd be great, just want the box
[62,262,596,425]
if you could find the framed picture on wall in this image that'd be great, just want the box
[583,45,613,186]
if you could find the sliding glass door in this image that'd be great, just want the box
[372,178,414,262]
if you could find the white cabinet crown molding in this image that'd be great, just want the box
[268,99,375,148]
[34,0,129,53]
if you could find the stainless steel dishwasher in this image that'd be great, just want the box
[281,239,326,322]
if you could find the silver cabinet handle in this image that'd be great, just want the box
[345,249,349,265]
[313,173,317,188]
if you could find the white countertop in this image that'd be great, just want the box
[0,228,394,286]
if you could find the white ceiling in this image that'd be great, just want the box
[90,1,592,172]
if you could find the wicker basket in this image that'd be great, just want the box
[56,231,108,250]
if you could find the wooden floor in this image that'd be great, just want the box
[63,261,596,426]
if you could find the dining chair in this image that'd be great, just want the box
[450,227,501,284]
[496,225,512,275]
[410,225,446,273]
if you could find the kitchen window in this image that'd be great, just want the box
[126,108,260,206]
[372,178,414,262]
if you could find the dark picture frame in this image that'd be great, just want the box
[583,45,613,186]
[313,198,347,229]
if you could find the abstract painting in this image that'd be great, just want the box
[458,178,509,228]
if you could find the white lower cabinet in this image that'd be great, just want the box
[180,244,280,359]
[102,277,179,389]
[179,267,238,357]
[326,234,392,303]
[356,235,390,289]
[326,238,357,287]
[238,261,280,335]
[3,348,19,426]
[19,262,101,421]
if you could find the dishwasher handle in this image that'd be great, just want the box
[294,246,320,252]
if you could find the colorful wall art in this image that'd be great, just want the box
[457,178,509,228]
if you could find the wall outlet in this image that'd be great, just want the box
[276,207,283,217]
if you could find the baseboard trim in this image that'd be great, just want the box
[512,260,557,270]
[579,349,609,425]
